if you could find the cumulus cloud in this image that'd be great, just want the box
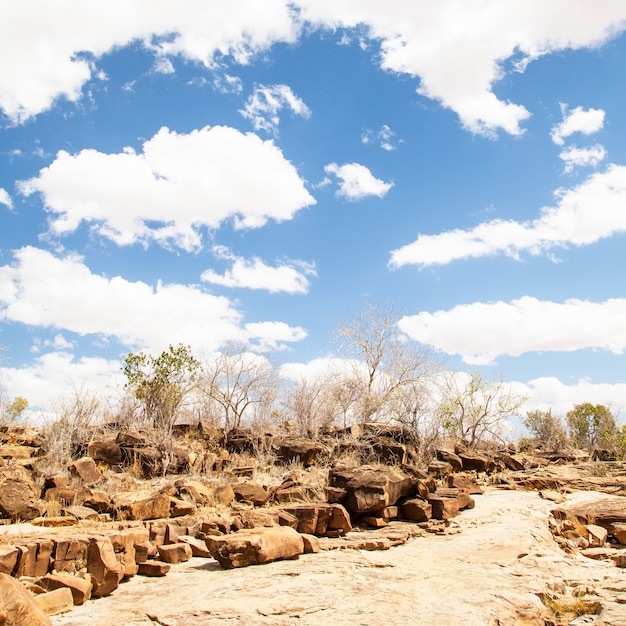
[559,144,607,173]
[201,246,316,293]
[324,162,393,200]
[361,124,401,151]
[389,164,626,268]
[18,125,316,251]
[513,376,626,418]
[551,105,606,145]
[0,0,300,122]
[299,1,626,136]
[0,246,307,354]
[399,296,626,365]
[240,84,311,134]
[0,188,12,209]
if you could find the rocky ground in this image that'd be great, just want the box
[2,422,626,625]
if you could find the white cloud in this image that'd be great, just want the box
[18,125,316,251]
[201,246,316,293]
[2,351,124,412]
[361,124,401,151]
[0,246,308,355]
[551,105,606,145]
[0,188,12,209]
[240,84,311,134]
[513,377,626,419]
[213,73,243,94]
[399,296,626,365]
[389,164,626,268]
[560,144,607,173]
[324,162,393,200]
[0,0,300,122]
[299,1,626,136]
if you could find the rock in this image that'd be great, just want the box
[215,484,235,505]
[400,498,432,522]
[329,465,416,515]
[610,523,626,545]
[43,488,77,507]
[0,545,20,575]
[232,482,270,506]
[360,516,388,528]
[87,537,124,597]
[133,541,155,563]
[137,560,170,576]
[63,505,99,521]
[301,534,321,553]
[32,516,76,528]
[435,449,463,472]
[586,524,608,548]
[69,457,102,485]
[158,543,193,564]
[0,445,38,460]
[0,572,53,625]
[52,537,89,573]
[457,451,496,474]
[36,573,92,605]
[0,477,44,521]
[109,529,139,578]
[179,535,212,558]
[206,526,304,569]
[115,493,171,521]
[34,587,74,616]
[495,452,524,471]
[427,461,453,478]
[169,497,196,517]
[87,441,122,465]
[273,486,323,504]
[434,488,473,510]
[325,486,347,503]
[280,504,352,536]
[275,438,329,467]
[428,496,460,520]
[553,495,626,528]
[174,479,215,507]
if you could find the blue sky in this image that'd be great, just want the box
[1,1,626,419]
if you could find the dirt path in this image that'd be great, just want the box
[51,489,626,626]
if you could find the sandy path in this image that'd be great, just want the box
[51,489,626,626]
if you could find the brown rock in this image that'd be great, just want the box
[36,573,92,605]
[52,537,89,573]
[0,545,20,575]
[116,493,171,521]
[63,505,99,521]
[87,537,124,597]
[137,560,170,576]
[435,450,463,472]
[280,504,352,536]
[158,542,193,564]
[34,587,74,616]
[175,479,215,507]
[400,498,432,522]
[458,451,496,474]
[610,522,626,545]
[275,437,329,467]
[0,572,53,625]
[428,496,460,520]
[447,474,484,494]
[206,526,304,569]
[232,482,270,506]
[109,529,139,578]
[586,524,608,548]
[179,535,212,558]
[169,497,196,517]
[43,488,77,507]
[215,484,235,505]
[87,441,122,464]
[0,477,44,521]
[325,486,347,503]
[435,487,473,510]
[428,460,453,478]
[69,457,102,485]
[301,533,321,553]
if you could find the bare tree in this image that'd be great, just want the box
[334,301,439,423]
[282,374,338,437]
[435,371,526,448]
[198,342,279,432]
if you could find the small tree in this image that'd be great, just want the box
[436,371,526,449]
[198,342,278,432]
[566,403,616,451]
[523,409,568,451]
[122,344,199,434]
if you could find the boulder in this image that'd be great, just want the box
[329,465,416,514]
[610,523,626,545]
[279,504,352,536]
[86,537,124,597]
[0,477,44,521]
[206,526,304,569]
[34,587,74,616]
[137,560,170,576]
[457,451,496,474]
[69,457,102,485]
[115,493,171,521]
[446,474,484,494]
[435,450,463,472]
[586,524,608,548]
[36,573,92,605]
[174,479,215,507]
[427,460,453,478]
[63,505,99,522]
[158,543,193,564]
[52,537,89,573]
[400,498,432,522]
[43,488,77,507]
[215,484,235,505]
[275,438,329,467]
[87,441,122,465]
[0,572,53,626]
[179,535,212,558]
[79,489,113,514]
[232,482,270,506]
[428,496,460,520]
[0,545,19,575]
[434,487,474,510]
[553,496,626,528]
[169,497,196,517]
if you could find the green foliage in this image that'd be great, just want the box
[523,409,568,451]
[122,344,199,432]
[2,395,28,423]
[566,402,616,451]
